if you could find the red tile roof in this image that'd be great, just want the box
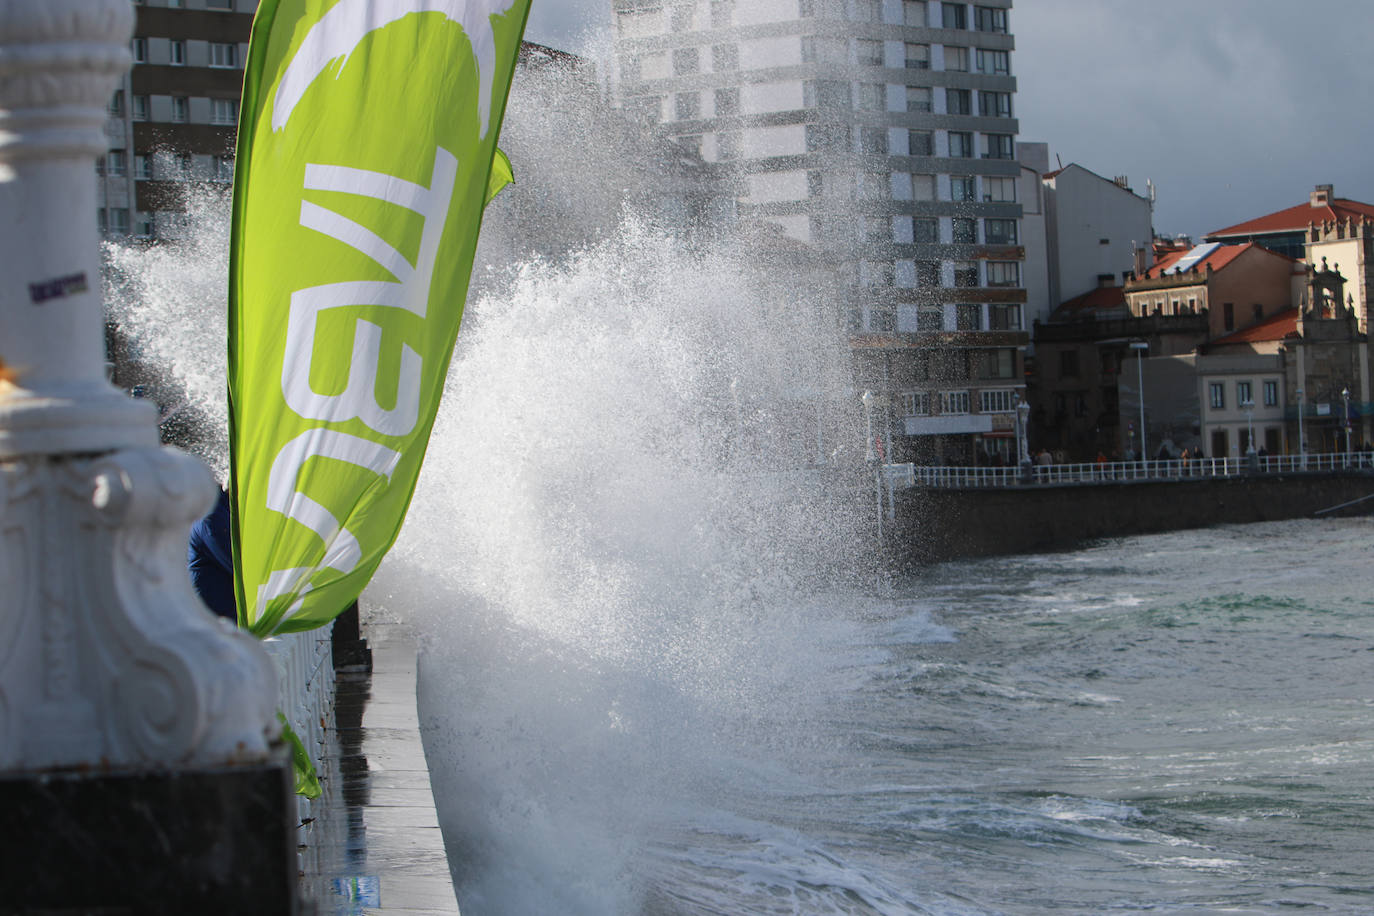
[1209,198,1374,238]
[1140,242,1252,279]
[1053,285,1126,319]
[1207,307,1300,347]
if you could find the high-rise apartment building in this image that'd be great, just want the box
[99,0,257,240]
[613,0,1027,463]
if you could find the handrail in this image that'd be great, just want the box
[887,451,1374,489]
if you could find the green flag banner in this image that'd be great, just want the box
[229,0,530,635]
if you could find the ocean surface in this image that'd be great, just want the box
[403,517,1374,915]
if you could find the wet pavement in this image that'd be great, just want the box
[301,614,460,915]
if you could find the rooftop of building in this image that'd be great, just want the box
[1206,307,1300,347]
[1139,241,1253,280]
[1051,284,1127,321]
[1207,184,1374,238]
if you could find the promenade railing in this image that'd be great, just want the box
[889,452,1374,490]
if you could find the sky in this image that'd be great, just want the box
[522,0,1374,242]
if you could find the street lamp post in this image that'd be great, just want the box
[1297,387,1306,470]
[1130,341,1148,465]
[1015,395,1031,483]
[1342,386,1352,464]
[1241,398,1257,472]
[861,389,882,542]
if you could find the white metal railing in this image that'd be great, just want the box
[261,627,337,876]
[890,451,1374,489]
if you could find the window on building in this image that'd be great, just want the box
[209,42,238,68]
[918,304,944,330]
[945,88,971,115]
[672,47,699,75]
[675,91,700,119]
[807,171,824,198]
[1252,303,1263,323]
[973,5,1007,32]
[980,388,1016,411]
[906,86,932,113]
[983,176,1016,202]
[861,127,888,155]
[105,149,126,177]
[979,90,1011,118]
[1223,302,1234,331]
[859,170,889,200]
[948,131,974,158]
[714,87,739,116]
[984,218,1017,245]
[134,215,154,238]
[907,129,933,156]
[210,97,236,124]
[805,78,852,109]
[914,218,939,243]
[132,94,149,121]
[952,217,977,243]
[860,260,894,286]
[212,155,234,182]
[1264,380,1279,407]
[903,391,932,417]
[941,2,967,29]
[712,43,739,70]
[132,38,147,62]
[671,2,694,29]
[170,95,189,123]
[986,260,1020,286]
[167,0,185,7]
[856,82,884,110]
[988,304,1020,330]
[982,133,1014,159]
[912,173,935,199]
[1210,382,1225,409]
[950,174,976,200]
[856,39,882,65]
[1236,380,1253,405]
[916,259,941,285]
[799,0,817,16]
[627,95,662,123]
[975,47,1009,74]
[904,0,927,25]
[943,45,969,70]
[1059,350,1079,378]
[133,153,151,180]
[1100,350,1120,376]
[956,304,982,330]
[940,390,971,414]
[108,90,124,117]
[865,216,890,242]
[954,260,979,287]
[107,207,129,234]
[170,39,186,65]
[717,130,740,159]
[852,0,881,21]
[905,42,930,69]
[711,2,734,27]
[206,0,233,8]
[806,122,849,152]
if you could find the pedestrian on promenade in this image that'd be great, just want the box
[188,486,236,622]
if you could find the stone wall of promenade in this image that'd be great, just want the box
[889,471,1374,563]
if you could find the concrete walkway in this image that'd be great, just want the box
[301,614,460,915]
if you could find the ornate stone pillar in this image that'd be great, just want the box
[0,0,277,773]
[0,5,300,911]
[0,3,294,909]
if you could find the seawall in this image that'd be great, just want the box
[889,471,1374,563]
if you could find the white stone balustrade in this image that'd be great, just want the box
[0,0,278,772]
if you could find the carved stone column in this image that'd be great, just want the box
[0,2,294,909]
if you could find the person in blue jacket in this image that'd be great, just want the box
[188,486,237,622]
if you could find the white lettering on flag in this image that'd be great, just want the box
[272,0,518,137]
